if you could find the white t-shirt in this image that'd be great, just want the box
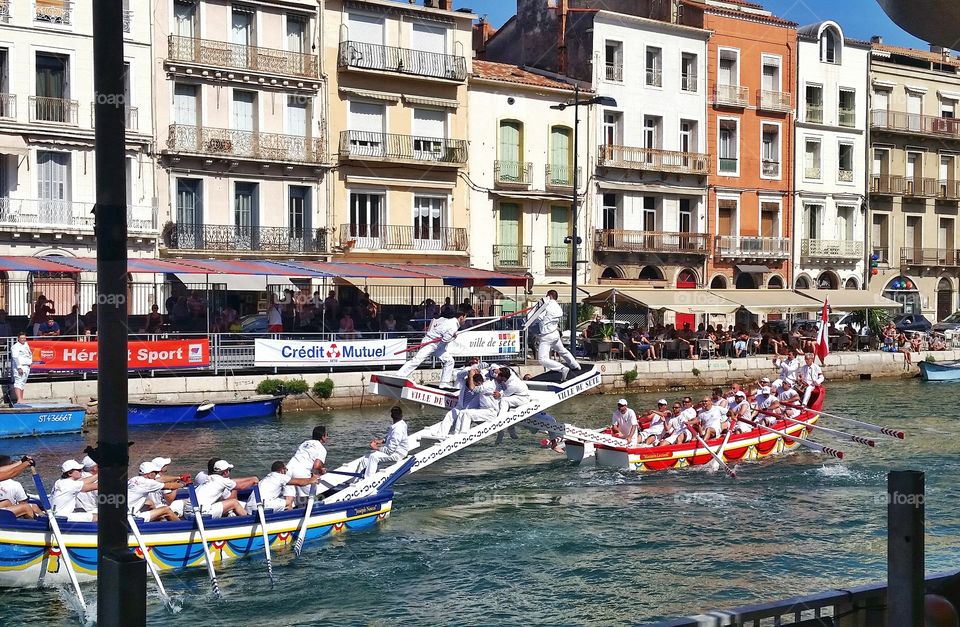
[76,471,98,513]
[247,471,291,509]
[11,342,32,369]
[267,305,282,326]
[470,379,499,411]
[611,408,638,439]
[778,389,801,416]
[0,479,27,505]
[127,475,166,513]
[642,413,666,435]
[288,439,327,473]
[425,317,460,342]
[193,474,235,510]
[194,471,210,486]
[698,406,725,433]
[381,420,409,456]
[755,394,775,410]
[51,477,86,516]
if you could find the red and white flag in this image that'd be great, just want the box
[815,298,830,364]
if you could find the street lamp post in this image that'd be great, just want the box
[551,88,617,350]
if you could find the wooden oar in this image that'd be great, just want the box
[251,486,276,587]
[757,408,876,447]
[395,306,534,355]
[293,483,316,558]
[31,468,87,616]
[127,513,173,608]
[739,417,845,459]
[187,486,222,599]
[690,430,736,478]
[784,403,905,439]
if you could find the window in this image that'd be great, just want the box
[906,151,923,193]
[760,202,780,238]
[838,143,854,182]
[717,198,737,236]
[175,178,203,247]
[35,53,69,123]
[602,111,621,146]
[718,118,738,174]
[642,197,657,231]
[412,108,446,159]
[940,155,955,197]
[679,199,693,233]
[679,120,696,153]
[497,203,522,265]
[804,139,822,180]
[605,41,623,81]
[645,46,662,87]
[173,0,196,38]
[411,22,449,76]
[37,151,70,223]
[872,213,889,261]
[820,28,839,63]
[643,116,662,150]
[348,101,385,155]
[287,15,307,53]
[837,206,855,240]
[232,90,256,132]
[173,83,198,126]
[804,204,823,239]
[231,5,255,47]
[288,185,310,245]
[234,182,258,248]
[718,49,738,86]
[839,89,856,127]
[413,196,445,247]
[549,126,572,185]
[349,192,383,242]
[498,120,524,182]
[549,206,569,246]
[681,52,697,92]
[906,215,922,250]
[602,193,618,230]
[805,84,823,123]
[761,124,780,178]
[287,95,308,137]
[942,99,956,119]
[761,56,781,104]
[906,91,923,131]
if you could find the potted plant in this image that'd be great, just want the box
[592,322,616,354]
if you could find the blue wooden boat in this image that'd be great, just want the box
[0,404,86,438]
[128,395,283,426]
[919,360,960,382]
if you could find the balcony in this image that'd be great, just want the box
[605,63,623,82]
[761,160,780,178]
[904,177,937,197]
[35,0,71,24]
[0,0,9,23]
[545,246,571,271]
[339,224,468,253]
[872,246,890,264]
[838,169,854,183]
[713,84,749,107]
[715,236,790,260]
[645,68,662,87]
[901,247,960,267]
[338,40,466,82]
[0,198,156,233]
[0,94,14,120]
[495,161,532,188]
[758,90,792,113]
[594,229,710,255]
[163,223,327,255]
[870,174,905,196]
[339,131,467,167]
[805,105,823,124]
[492,244,531,270]
[839,108,856,127]
[937,180,960,201]
[168,125,326,165]
[801,239,864,261]
[29,96,79,125]
[681,73,697,92]
[804,165,822,180]
[545,164,581,191]
[597,145,709,175]
[872,109,960,140]
[167,35,319,80]
[90,104,138,130]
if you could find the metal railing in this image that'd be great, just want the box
[544,246,571,270]
[805,104,823,123]
[758,89,792,112]
[905,176,937,197]
[29,96,78,124]
[0,0,9,23]
[938,179,960,200]
[494,160,532,186]
[839,107,856,127]
[901,247,960,266]
[0,93,14,119]
[872,108,960,138]
[605,63,623,82]
[492,245,531,269]
[871,174,905,195]
[872,246,889,264]
[168,35,319,79]
[761,160,780,177]
[594,230,710,254]
[713,84,748,107]
[168,124,326,164]
[598,145,709,175]
[545,164,580,189]
[718,157,738,174]
[90,104,138,130]
[804,165,821,179]
[681,73,697,92]
[337,40,467,82]
[838,168,854,182]
[339,224,468,252]
[801,239,864,260]
[645,68,662,87]
[35,0,71,24]
[0,198,157,231]
[716,235,790,259]
[163,223,328,254]
[339,131,467,165]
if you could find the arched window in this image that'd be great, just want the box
[768,275,784,289]
[937,278,954,321]
[735,273,757,290]
[497,120,524,183]
[883,276,920,314]
[844,277,859,290]
[795,275,811,289]
[601,267,621,279]
[638,266,664,281]
[677,269,698,288]
[820,28,839,63]
[710,275,728,289]
[817,271,839,290]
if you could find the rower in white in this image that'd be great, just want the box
[729,391,753,433]
[246,461,319,513]
[753,386,777,425]
[798,352,825,406]
[697,396,726,440]
[74,455,98,517]
[50,460,99,522]
[190,460,253,519]
[639,400,669,445]
[776,379,802,419]
[0,455,41,519]
[397,309,468,387]
[362,406,409,480]
[528,290,580,381]
[128,461,183,522]
[611,399,639,445]
[150,457,188,517]
[287,426,329,500]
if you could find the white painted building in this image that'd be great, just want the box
[793,21,870,291]
[588,11,711,288]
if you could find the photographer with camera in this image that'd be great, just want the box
[30,295,55,337]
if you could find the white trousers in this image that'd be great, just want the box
[363,450,404,479]
[11,366,29,390]
[397,341,454,384]
[537,331,579,372]
[425,409,457,439]
[453,408,497,433]
[802,385,815,406]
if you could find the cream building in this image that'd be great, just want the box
[323,0,473,264]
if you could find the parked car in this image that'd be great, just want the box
[893,313,932,333]
[933,311,960,337]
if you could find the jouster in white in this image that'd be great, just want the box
[397,311,466,386]
[10,333,32,403]
[452,370,500,433]
[799,353,825,405]
[363,407,409,479]
[287,426,328,499]
[528,291,580,380]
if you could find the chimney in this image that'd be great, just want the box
[437,0,451,9]
[473,18,494,57]
[871,35,883,45]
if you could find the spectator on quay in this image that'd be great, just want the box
[365,297,379,323]
[618,327,636,360]
[882,321,898,351]
[164,293,177,322]
[676,322,696,359]
[266,293,283,333]
[899,331,916,367]
[440,297,454,318]
[63,305,85,337]
[142,304,163,334]
[338,312,357,339]
[221,303,238,329]
[461,298,475,317]
[383,314,397,337]
[635,327,658,361]
[281,289,296,332]
[930,332,947,351]
[31,295,55,337]
[423,299,439,321]
[38,316,60,337]
[170,298,189,332]
[211,315,226,334]
[0,309,11,338]
[323,290,340,324]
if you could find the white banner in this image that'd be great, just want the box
[254,338,408,367]
[447,331,521,357]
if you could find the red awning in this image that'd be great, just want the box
[0,256,82,273]
[170,259,321,276]
[379,264,527,287]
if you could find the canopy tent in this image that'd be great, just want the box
[52,257,200,274]
[379,264,528,287]
[715,289,823,314]
[797,289,904,311]
[285,261,435,279]
[527,284,610,301]
[0,256,81,273]
[172,259,322,277]
[583,288,742,315]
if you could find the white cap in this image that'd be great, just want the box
[760,377,771,384]
[735,391,747,398]
[617,399,628,406]
[772,378,783,388]
[151,457,172,469]
[61,460,83,473]
[80,455,97,470]
[139,461,161,474]
[657,399,668,406]
[761,386,772,394]
[213,460,234,472]
[782,379,793,386]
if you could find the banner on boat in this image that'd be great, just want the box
[30,339,210,371]
[254,338,407,367]
[446,331,521,357]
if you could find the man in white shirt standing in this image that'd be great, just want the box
[10,332,32,404]
[397,309,467,387]
[128,461,183,521]
[0,455,41,519]
[246,460,319,513]
[528,290,581,381]
[798,352,825,406]
[610,399,639,445]
[287,426,329,499]
[191,460,251,519]
[363,406,409,479]
[773,349,803,385]
[50,460,99,522]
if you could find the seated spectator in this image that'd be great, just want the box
[338,312,357,339]
[142,304,163,334]
[38,316,60,337]
[62,305,85,337]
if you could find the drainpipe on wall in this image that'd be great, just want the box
[320,0,334,258]
[864,54,872,291]
[786,39,795,292]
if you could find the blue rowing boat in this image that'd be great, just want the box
[128,395,283,426]
[0,404,86,438]
[919,360,960,382]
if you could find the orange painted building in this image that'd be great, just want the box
[694,1,797,290]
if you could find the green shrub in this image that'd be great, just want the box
[257,377,308,395]
[691,367,701,377]
[623,368,638,385]
[313,378,335,399]
[926,355,937,363]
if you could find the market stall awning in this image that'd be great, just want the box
[0,256,81,273]
[170,273,296,291]
[0,133,28,157]
[380,264,528,287]
[716,289,823,314]
[173,259,319,276]
[527,284,610,301]
[797,289,904,311]
[288,261,435,279]
[736,264,772,274]
[583,288,741,315]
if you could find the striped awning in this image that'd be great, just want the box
[379,264,528,287]
[0,256,81,273]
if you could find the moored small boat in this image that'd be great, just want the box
[0,404,86,438]
[128,395,283,426]
[919,360,960,382]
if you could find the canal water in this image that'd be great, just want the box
[2,378,959,625]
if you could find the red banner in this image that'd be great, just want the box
[30,339,210,371]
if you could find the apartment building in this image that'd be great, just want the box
[467,60,582,284]
[869,40,960,319]
[793,21,870,292]
[324,0,473,263]
[156,0,327,260]
[0,0,157,312]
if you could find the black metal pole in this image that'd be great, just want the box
[92,0,145,624]
[887,469,924,627]
[569,86,580,350]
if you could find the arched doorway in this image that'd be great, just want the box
[710,275,728,289]
[735,272,757,289]
[768,275,784,289]
[883,276,921,314]
[675,269,698,330]
[937,278,954,321]
[817,271,839,290]
[795,275,811,289]
[601,267,622,280]
[845,277,859,290]
[638,266,664,281]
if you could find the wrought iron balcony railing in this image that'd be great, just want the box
[167,124,326,164]
[762,160,780,178]
[495,160,532,187]
[0,94,15,119]
[681,73,697,92]
[713,84,749,107]
[545,164,581,190]
[492,244,531,269]
[339,131,467,166]
[90,104,138,130]
[0,0,10,23]
[168,35,319,79]
[598,145,709,175]
[605,63,623,82]
[839,108,856,127]
[715,235,790,259]
[838,169,854,183]
[545,245,571,270]
[758,90,792,112]
[871,174,904,195]
[645,68,662,87]
[804,165,821,180]
[872,246,889,264]
[164,223,327,254]
[35,0,71,24]
[122,9,132,33]
[29,96,78,125]
[801,239,864,260]
[0,198,156,232]
[901,247,960,267]
[594,230,710,254]
[338,224,467,252]
[338,40,467,82]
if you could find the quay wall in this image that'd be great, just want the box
[31,350,959,417]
